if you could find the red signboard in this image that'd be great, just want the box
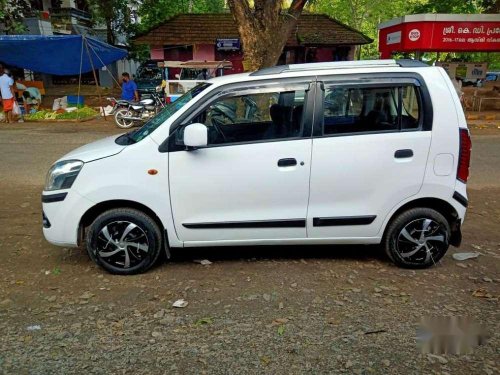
[378,14,500,58]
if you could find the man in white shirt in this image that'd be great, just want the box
[0,65,15,123]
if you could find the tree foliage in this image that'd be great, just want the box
[87,0,134,44]
[412,0,485,13]
[0,0,32,34]
[312,0,425,59]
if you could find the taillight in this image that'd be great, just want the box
[457,128,471,183]
[166,97,172,104]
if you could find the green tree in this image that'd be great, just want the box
[0,0,32,34]
[312,0,423,59]
[412,0,484,13]
[87,0,134,44]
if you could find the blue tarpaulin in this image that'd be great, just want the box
[0,35,127,75]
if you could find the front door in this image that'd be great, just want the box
[307,78,432,239]
[169,81,314,244]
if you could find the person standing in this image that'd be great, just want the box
[121,72,139,102]
[0,65,15,123]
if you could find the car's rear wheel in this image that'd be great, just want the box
[86,208,162,275]
[384,207,450,268]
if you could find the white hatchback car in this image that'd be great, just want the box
[42,60,471,274]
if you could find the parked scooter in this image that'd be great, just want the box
[114,88,165,129]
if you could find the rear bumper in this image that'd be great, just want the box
[42,190,94,247]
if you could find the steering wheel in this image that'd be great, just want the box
[209,106,233,142]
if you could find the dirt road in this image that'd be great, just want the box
[0,120,498,374]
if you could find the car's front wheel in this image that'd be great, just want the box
[384,207,450,268]
[86,208,163,275]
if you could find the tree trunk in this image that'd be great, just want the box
[228,0,308,71]
[105,17,114,45]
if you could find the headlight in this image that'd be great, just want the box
[45,160,84,191]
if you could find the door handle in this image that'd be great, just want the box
[277,158,297,167]
[394,149,413,158]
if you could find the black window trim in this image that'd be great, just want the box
[161,77,316,152]
[317,82,423,137]
[312,72,433,138]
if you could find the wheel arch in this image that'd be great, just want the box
[382,197,462,246]
[78,200,168,248]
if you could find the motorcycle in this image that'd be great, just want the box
[105,97,130,115]
[114,88,165,129]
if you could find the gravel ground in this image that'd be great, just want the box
[0,119,498,374]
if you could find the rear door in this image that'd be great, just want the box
[307,75,432,239]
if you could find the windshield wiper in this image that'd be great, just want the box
[115,130,138,145]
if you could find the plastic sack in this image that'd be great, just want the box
[60,96,68,109]
[52,98,61,111]
[100,105,114,116]
[52,96,68,111]
[13,101,21,116]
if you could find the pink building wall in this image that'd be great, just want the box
[150,46,164,61]
[193,44,215,61]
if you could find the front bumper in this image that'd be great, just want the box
[42,190,94,247]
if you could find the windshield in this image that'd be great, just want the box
[127,83,211,143]
[136,66,162,80]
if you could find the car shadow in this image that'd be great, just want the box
[167,244,386,265]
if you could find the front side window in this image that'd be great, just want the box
[191,89,306,145]
[129,83,211,143]
[322,84,421,135]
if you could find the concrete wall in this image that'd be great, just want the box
[23,19,53,35]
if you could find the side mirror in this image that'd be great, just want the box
[183,123,208,149]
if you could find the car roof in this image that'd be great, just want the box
[207,59,430,87]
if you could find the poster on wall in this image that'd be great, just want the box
[436,62,487,80]
[466,63,488,80]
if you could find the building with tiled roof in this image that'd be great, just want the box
[134,13,372,74]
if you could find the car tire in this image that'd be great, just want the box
[383,207,451,269]
[86,208,163,275]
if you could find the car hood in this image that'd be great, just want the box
[58,135,125,163]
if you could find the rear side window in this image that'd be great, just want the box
[322,84,421,135]
[401,86,420,130]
